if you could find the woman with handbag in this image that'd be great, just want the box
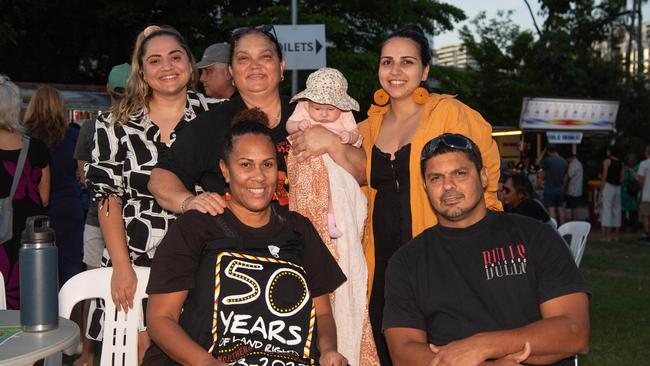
[0,75,50,309]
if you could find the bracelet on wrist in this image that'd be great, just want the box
[180,195,194,213]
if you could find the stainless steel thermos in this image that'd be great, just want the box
[19,215,59,332]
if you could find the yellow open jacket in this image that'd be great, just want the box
[358,93,503,297]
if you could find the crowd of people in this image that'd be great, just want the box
[0,23,609,366]
[501,143,650,243]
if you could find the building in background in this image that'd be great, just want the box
[595,21,649,78]
[434,44,476,69]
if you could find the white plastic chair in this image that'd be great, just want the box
[0,270,6,310]
[557,222,590,366]
[557,221,591,267]
[58,266,150,366]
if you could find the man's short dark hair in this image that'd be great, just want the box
[546,144,557,154]
[420,134,483,176]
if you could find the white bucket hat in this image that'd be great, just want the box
[290,68,360,111]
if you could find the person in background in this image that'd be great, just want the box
[85,25,220,363]
[384,133,590,366]
[600,145,623,241]
[72,62,130,366]
[357,24,502,365]
[622,153,640,232]
[516,152,540,189]
[537,144,567,225]
[566,153,584,221]
[497,177,507,208]
[502,173,552,225]
[143,110,348,366]
[0,75,50,309]
[636,145,650,242]
[24,85,84,286]
[196,42,236,99]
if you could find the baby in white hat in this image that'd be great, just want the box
[287,68,362,147]
[287,67,362,238]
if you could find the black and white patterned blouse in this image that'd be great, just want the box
[86,91,222,262]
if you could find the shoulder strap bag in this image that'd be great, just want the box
[0,135,31,244]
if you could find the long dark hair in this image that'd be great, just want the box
[24,85,67,148]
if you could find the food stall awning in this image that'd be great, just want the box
[519,97,618,133]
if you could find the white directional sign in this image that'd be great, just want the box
[273,24,326,70]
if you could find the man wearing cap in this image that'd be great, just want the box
[383,133,590,366]
[196,42,235,99]
[72,62,130,366]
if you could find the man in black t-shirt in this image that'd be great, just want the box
[383,134,589,366]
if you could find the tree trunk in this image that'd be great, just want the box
[636,0,644,79]
[625,3,634,82]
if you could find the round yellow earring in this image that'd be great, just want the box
[373,88,390,106]
[412,87,428,105]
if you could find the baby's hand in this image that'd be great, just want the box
[298,119,312,131]
[339,131,356,145]
[339,132,350,144]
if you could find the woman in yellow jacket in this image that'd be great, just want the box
[358,25,502,365]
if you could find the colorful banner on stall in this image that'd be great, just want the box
[519,98,618,131]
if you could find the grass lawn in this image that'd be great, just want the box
[578,237,650,365]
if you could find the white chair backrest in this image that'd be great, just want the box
[557,221,591,267]
[0,270,6,310]
[58,266,150,366]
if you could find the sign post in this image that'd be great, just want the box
[273,24,327,95]
[290,0,298,96]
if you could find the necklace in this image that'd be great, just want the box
[243,96,282,127]
[266,102,282,128]
[273,107,282,126]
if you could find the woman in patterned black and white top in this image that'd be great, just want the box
[85,25,221,363]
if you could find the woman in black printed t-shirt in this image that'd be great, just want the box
[143,109,348,366]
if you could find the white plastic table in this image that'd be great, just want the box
[0,310,79,366]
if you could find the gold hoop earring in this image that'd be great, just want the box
[373,88,389,106]
[412,87,428,105]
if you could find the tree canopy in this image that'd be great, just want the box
[431,0,648,175]
[0,0,464,108]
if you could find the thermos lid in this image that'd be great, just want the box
[21,216,55,244]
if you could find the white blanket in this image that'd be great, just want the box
[323,154,368,366]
